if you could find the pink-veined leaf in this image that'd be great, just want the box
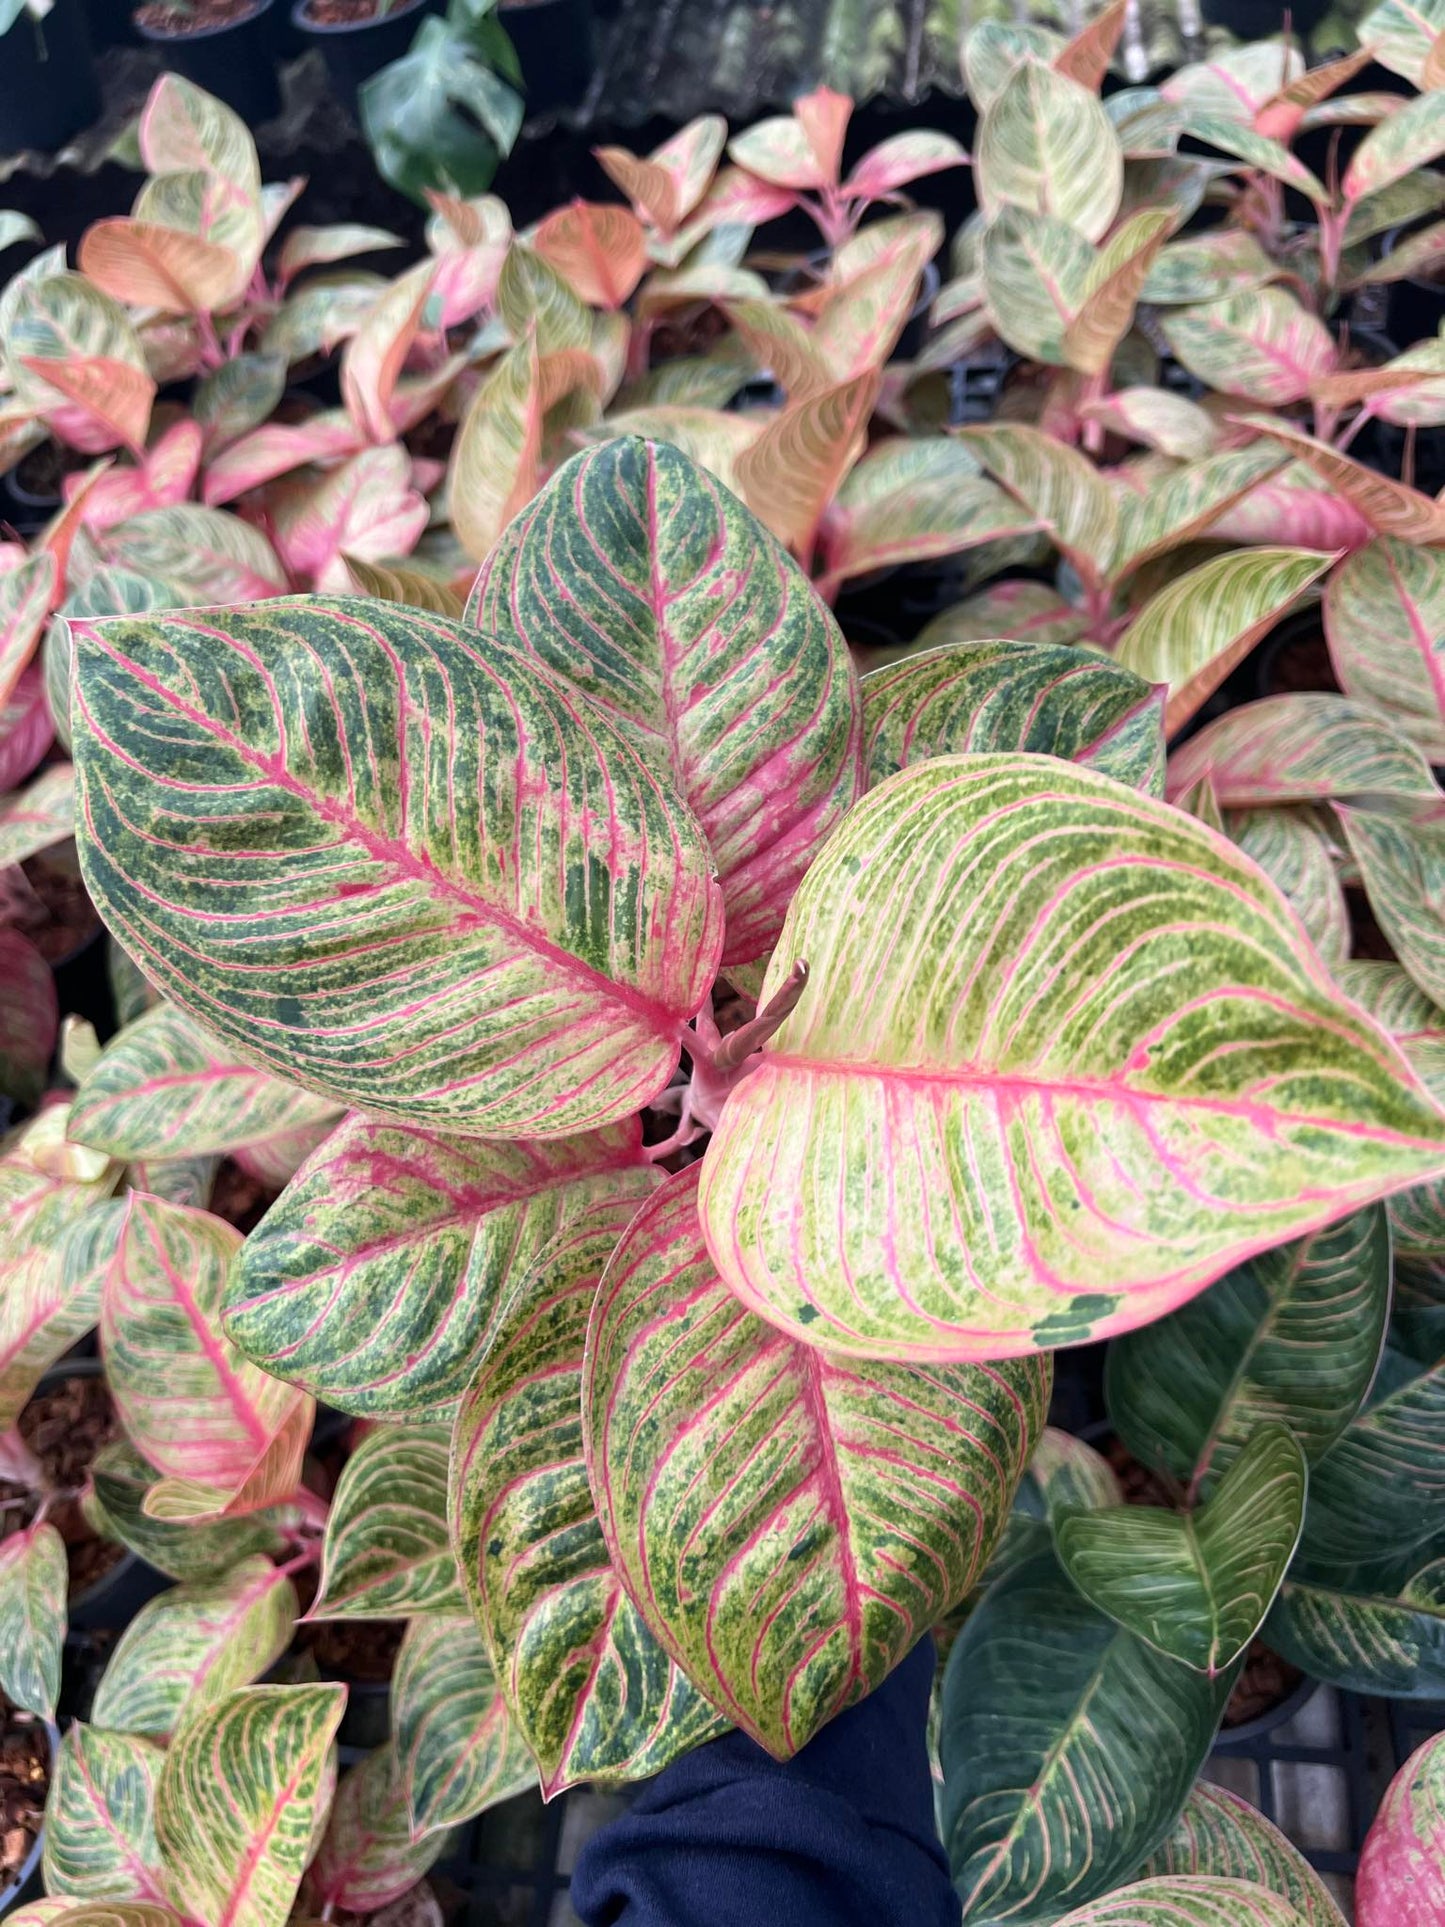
[310,1425,461,1617]
[101,504,287,602]
[341,556,464,617]
[1138,1782,1348,1925]
[980,206,1092,366]
[228,1114,338,1191]
[0,551,58,709]
[452,1195,730,1794]
[1173,112,1330,205]
[585,1165,1049,1756]
[594,406,761,496]
[79,218,247,318]
[1084,388,1219,460]
[1053,0,1130,89]
[697,754,1445,1362]
[955,421,1118,586]
[1167,693,1439,806]
[272,446,428,594]
[1357,1729,1445,1926]
[228,1111,657,1417]
[1208,463,1375,551]
[0,763,75,867]
[0,926,59,1109]
[42,1725,167,1905]
[66,422,203,534]
[192,354,287,457]
[975,59,1123,242]
[531,201,649,309]
[1162,291,1337,405]
[1325,538,1445,758]
[308,1747,445,1915]
[470,437,860,968]
[729,96,842,191]
[916,580,1088,649]
[1335,959,1445,1262]
[139,1385,313,1526]
[393,1616,535,1837]
[155,1684,346,1927]
[1227,807,1350,964]
[448,334,542,562]
[6,272,154,454]
[89,1437,286,1584]
[1344,89,1445,206]
[594,115,728,233]
[71,598,723,1138]
[734,371,878,559]
[663,163,796,261]
[1235,415,1445,542]
[0,1522,66,1718]
[1336,800,1445,1008]
[1142,229,1280,305]
[341,260,437,445]
[17,356,154,456]
[810,212,945,381]
[1255,45,1374,140]
[1051,1876,1321,1923]
[1061,208,1178,378]
[0,662,54,792]
[277,224,403,284]
[201,412,365,506]
[138,73,260,186]
[843,130,969,201]
[1109,443,1290,579]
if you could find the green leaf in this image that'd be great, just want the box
[1055,1424,1307,1675]
[860,639,1165,796]
[585,1167,1048,1758]
[192,354,286,455]
[68,1003,341,1163]
[1138,1782,1347,1926]
[1107,1208,1390,1492]
[1022,1427,1124,1519]
[1226,809,1348,966]
[1301,1347,1445,1567]
[981,206,1092,364]
[452,1194,729,1794]
[307,1746,445,1914]
[156,1684,345,1927]
[1267,1555,1445,1697]
[43,1726,166,1904]
[71,597,723,1141]
[360,15,523,207]
[697,755,1445,1363]
[941,1553,1237,1922]
[312,1427,463,1618]
[1345,89,1445,205]
[1162,292,1336,405]
[90,1557,297,1738]
[1167,693,1439,808]
[1142,230,1279,304]
[0,1522,66,1718]
[90,1440,286,1584]
[1053,1878,1315,1924]
[1324,540,1445,762]
[469,437,861,971]
[226,1115,658,1418]
[1116,548,1329,736]
[393,1616,535,1837]
[976,60,1123,242]
[1337,801,1445,1008]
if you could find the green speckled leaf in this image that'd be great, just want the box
[452,1194,728,1796]
[1267,1555,1445,1697]
[312,1427,463,1619]
[226,1114,658,1418]
[90,1440,287,1583]
[393,1616,535,1837]
[1300,1347,1445,1568]
[307,1746,445,1914]
[70,596,723,1141]
[1167,694,1438,808]
[1226,809,1349,967]
[585,1167,1047,1758]
[43,1726,166,1904]
[0,1522,66,1718]
[1138,1782,1346,1926]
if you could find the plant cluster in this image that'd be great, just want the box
[2,13,1445,1924]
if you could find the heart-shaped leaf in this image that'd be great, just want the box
[90,1440,286,1584]
[1115,548,1331,735]
[941,1553,1236,1922]
[698,755,1445,1363]
[68,1004,341,1163]
[585,1166,1048,1757]
[0,1522,66,1719]
[1357,1729,1445,1926]
[43,1726,166,1904]
[393,1616,535,1838]
[1337,801,1445,1007]
[90,1556,297,1738]
[307,1747,445,1915]
[1268,1554,1445,1697]
[1166,694,1438,807]
[1138,1783,1346,1927]
[71,598,723,1140]
[451,1195,729,1795]
[1226,808,1348,965]
[1106,1207,1390,1491]
[311,1427,462,1618]
[227,1115,657,1417]
[156,1683,346,1927]
[1300,1346,1445,1567]
[469,437,861,970]
[1162,292,1336,405]
[976,60,1122,241]
[1055,1423,1307,1674]
[1325,540,1445,760]
[1053,1877,1314,1924]
[860,640,1165,795]
[0,927,58,1110]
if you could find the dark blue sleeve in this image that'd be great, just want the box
[570,1637,961,1927]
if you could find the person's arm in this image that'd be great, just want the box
[570,1636,961,1927]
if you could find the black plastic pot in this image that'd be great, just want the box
[133,0,282,124]
[1380,225,1445,348]
[291,0,440,113]
[499,0,591,113]
[1212,1672,1320,1750]
[0,1718,56,1920]
[0,0,100,155]
[81,0,136,48]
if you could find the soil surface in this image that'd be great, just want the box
[134,0,266,33]
[209,1160,282,1236]
[0,1374,126,1600]
[301,1617,405,1683]
[0,1704,47,1888]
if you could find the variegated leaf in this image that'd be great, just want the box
[192,354,286,456]
[276,224,403,283]
[1226,809,1349,965]
[941,1553,1237,1922]
[90,1439,286,1584]
[273,447,428,596]
[1163,42,1303,119]
[1325,540,1445,760]
[6,272,154,453]
[1334,961,1445,1260]
[964,22,1064,111]
[1300,1345,1445,1566]
[0,1522,66,1718]
[1161,292,1336,405]
[69,1003,342,1162]
[1053,1878,1314,1924]
[916,581,1088,650]
[976,59,1122,242]
[586,1167,1048,1757]
[227,1115,657,1417]
[0,660,55,793]
[11,1907,181,1927]
[0,551,58,710]
[1166,693,1438,807]
[1138,1783,1346,1927]
[1239,417,1445,543]
[342,557,463,618]
[1111,444,1287,578]
[452,1195,729,1795]
[43,1726,166,1904]
[1115,547,1330,735]
[141,1388,311,1527]
[1142,230,1279,304]
[1361,0,1445,83]
[101,505,286,603]
[341,260,436,445]
[860,639,1165,796]
[1267,1556,1445,1697]
[981,207,1092,364]
[71,599,723,1140]
[532,202,648,309]
[90,1556,297,1737]
[469,437,861,971]
[98,1195,307,1500]
[698,755,1445,1363]
[1023,1428,1124,1518]
[0,926,58,1109]
[307,1746,445,1914]
[955,422,1117,584]
[1344,89,1445,207]
[595,407,761,497]
[1337,802,1445,1007]
[393,1616,535,1838]
[155,1684,346,1927]
[1357,1729,1445,1926]
[1106,1208,1389,1490]
[0,762,74,867]
[1055,1424,1307,1675]
[596,116,727,232]
[1062,209,1177,377]
[1175,114,1329,205]
[312,1427,462,1618]
[734,370,877,559]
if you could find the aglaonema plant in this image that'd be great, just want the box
[44,425,1445,1848]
